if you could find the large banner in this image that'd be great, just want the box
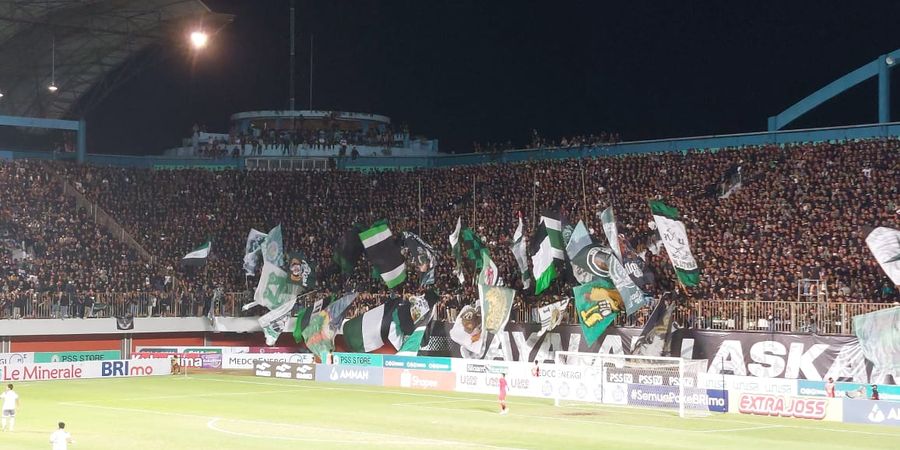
[0,359,171,382]
[422,324,895,385]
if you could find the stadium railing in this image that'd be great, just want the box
[0,290,893,336]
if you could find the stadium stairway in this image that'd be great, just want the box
[54,171,153,262]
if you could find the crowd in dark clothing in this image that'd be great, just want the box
[1,138,898,320]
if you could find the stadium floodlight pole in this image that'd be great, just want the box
[289,0,296,111]
[309,33,314,110]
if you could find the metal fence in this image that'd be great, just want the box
[0,291,894,336]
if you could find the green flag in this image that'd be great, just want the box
[573,278,623,346]
[287,252,316,290]
[292,296,326,344]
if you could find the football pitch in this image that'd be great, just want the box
[2,373,898,449]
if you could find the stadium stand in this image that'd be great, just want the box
[1,138,897,326]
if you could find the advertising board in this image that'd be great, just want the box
[132,352,222,369]
[797,380,900,401]
[0,352,33,366]
[251,360,316,381]
[843,399,900,426]
[732,392,842,421]
[333,353,384,367]
[221,353,314,369]
[384,368,456,391]
[34,350,122,363]
[627,385,728,413]
[382,355,452,371]
[696,374,797,396]
[0,359,171,381]
[315,364,383,386]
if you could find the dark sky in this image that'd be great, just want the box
[86,1,900,155]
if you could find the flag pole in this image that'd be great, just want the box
[581,162,587,219]
[418,178,423,236]
[532,174,537,230]
[472,176,476,230]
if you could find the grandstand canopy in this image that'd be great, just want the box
[0,0,232,119]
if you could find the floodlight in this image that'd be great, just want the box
[190,31,209,49]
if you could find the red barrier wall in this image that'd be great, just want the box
[11,335,122,352]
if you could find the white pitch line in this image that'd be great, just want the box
[205,418,439,446]
[694,425,786,433]
[58,400,528,450]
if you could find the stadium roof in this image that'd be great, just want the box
[0,0,232,119]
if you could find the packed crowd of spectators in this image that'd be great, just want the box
[472,130,622,154]
[191,121,410,158]
[1,138,897,322]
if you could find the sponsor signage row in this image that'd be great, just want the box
[0,359,171,381]
[384,368,456,391]
[333,353,452,372]
[134,346,305,355]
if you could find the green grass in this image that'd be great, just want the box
[1,373,898,449]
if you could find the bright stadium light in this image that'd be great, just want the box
[190,31,209,49]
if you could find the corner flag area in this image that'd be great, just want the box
[2,374,897,450]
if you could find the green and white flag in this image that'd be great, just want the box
[537,297,569,336]
[540,211,566,261]
[449,217,465,284]
[245,261,298,311]
[477,249,502,286]
[510,217,531,289]
[243,229,268,275]
[261,225,285,267]
[530,223,559,295]
[573,278,623,346]
[181,240,211,267]
[359,221,407,289]
[648,200,700,287]
[341,299,404,353]
[865,227,900,286]
[479,284,515,335]
[259,296,297,346]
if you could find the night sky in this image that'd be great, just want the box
[86,1,900,155]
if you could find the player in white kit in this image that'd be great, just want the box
[50,422,73,450]
[1,384,19,432]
